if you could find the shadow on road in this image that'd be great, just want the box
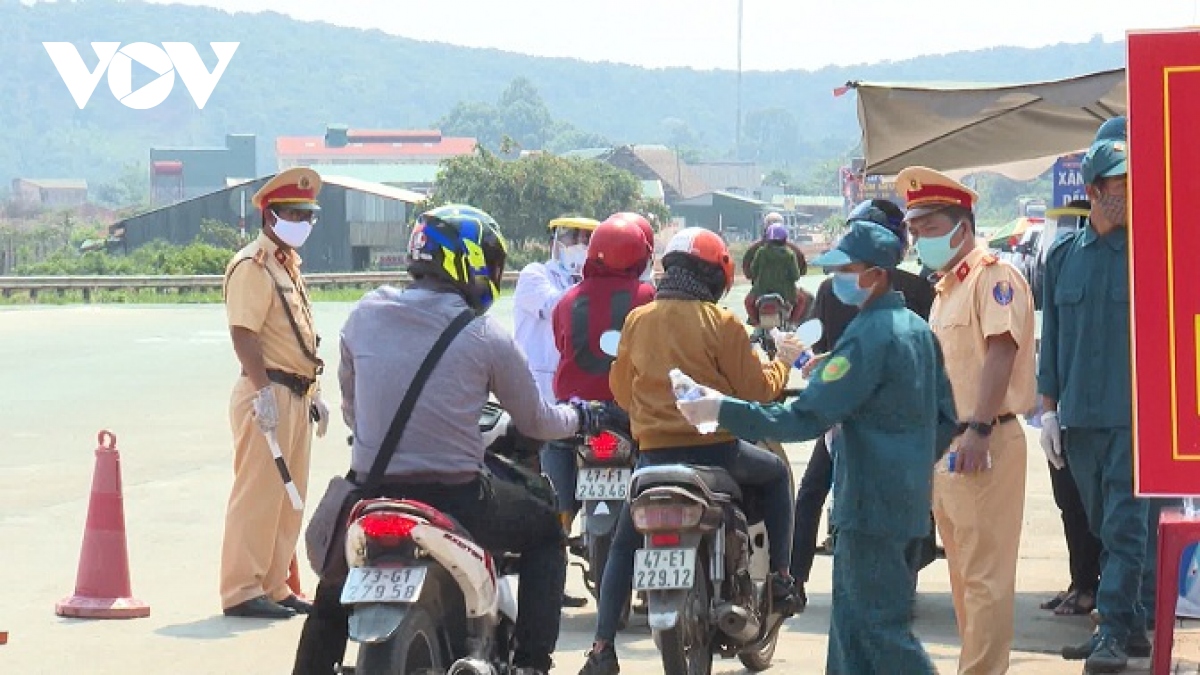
[155,614,283,640]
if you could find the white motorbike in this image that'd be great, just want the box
[339,402,527,675]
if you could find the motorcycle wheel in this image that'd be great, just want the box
[737,610,782,671]
[587,532,632,630]
[654,550,714,675]
[355,605,446,675]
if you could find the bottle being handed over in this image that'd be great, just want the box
[669,368,718,434]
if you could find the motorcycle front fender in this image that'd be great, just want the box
[348,603,408,644]
[583,500,621,536]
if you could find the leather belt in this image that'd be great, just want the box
[266,368,316,398]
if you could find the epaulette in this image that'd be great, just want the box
[980,254,999,266]
[252,248,269,266]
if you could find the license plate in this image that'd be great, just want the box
[340,566,428,604]
[633,548,696,591]
[575,468,631,500]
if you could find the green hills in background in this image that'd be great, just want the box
[0,0,1125,193]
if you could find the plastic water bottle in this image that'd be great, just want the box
[939,449,993,475]
[770,328,815,371]
[669,368,717,434]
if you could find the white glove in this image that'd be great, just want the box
[676,385,726,428]
[252,386,279,434]
[1040,411,1065,470]
[311,394,330,438]
[771,331,806,367]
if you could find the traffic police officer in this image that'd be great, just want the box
[221,167,330,619]
[900,165,1036,675]
[1039,117,1158,671]
[680,220,958,675]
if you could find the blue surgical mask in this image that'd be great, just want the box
[831,272,871,307]
[914,222,963,271]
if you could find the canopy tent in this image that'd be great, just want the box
[987,216,1043,247]
[838,69,1126,178]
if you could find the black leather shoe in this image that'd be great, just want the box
[562,592,588,609]
[223,595,296,619]
[279,595,313,614]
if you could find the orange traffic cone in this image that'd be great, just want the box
[56,431,149,619]
[287,555,307,600]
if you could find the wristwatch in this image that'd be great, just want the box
[966,420,995,437]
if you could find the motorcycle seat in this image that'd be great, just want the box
[632,464,742,502]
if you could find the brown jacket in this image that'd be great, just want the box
[610,298,790,450]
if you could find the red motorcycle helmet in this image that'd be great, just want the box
[588,213,654,273]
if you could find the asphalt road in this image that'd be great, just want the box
[0,284,1163,674]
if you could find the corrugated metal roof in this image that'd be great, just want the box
[320,175,426,203]
[306,163,441,184]
[562,147,612,160]
[771,194,843,208]
[277,135,476,158]
[17,178,88,189]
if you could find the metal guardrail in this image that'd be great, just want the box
[0,271,522,302]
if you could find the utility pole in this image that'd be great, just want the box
[735,0,744,160]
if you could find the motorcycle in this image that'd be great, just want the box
[628,463,785,674]
[566,407,637,626]
[750,293,793,359]
[339,401,534,675]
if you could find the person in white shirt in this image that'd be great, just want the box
[513,215,598,608]
[514,217,598,403]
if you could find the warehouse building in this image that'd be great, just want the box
[110,173,423,272]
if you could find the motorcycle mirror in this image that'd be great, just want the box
[599,330,621,357]
[795,318,823,346]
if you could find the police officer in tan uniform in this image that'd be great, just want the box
[900,167,1036,674]
[221,168,330,619]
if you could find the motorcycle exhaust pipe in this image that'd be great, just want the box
[447,657,496,675]
[715,602,761,643]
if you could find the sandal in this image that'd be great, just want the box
[1054,589,1096,616]
[1040,589,1070,611]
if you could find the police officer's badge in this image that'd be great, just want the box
[821,356,851,382]
[992,280,1014,306]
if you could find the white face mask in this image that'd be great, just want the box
[273,216,312,248]
[557,244,588,275]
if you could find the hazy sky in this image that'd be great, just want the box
[84,0,1198,71]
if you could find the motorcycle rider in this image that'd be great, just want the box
[544,213,656,542]
[578,227,805,675]
[292,205,609,675]
[744,222,807,326]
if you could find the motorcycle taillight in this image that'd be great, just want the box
[589,431,619,460]
[631,503,704,532]
[360,512,419,546]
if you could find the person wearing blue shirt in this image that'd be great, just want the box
[679,220,958,675]
[1039,116,1161,671]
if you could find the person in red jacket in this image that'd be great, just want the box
[545,213,656,543]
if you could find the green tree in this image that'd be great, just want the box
[429,147,668,243]
[741,108,800,164]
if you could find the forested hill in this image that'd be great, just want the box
[0,0,1124,188]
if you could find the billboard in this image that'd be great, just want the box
[1127,28,1200,496]
[1051,153,1088,207]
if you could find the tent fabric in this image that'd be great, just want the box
[846,69,1127,176]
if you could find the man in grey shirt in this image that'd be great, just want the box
[293,205,605,675]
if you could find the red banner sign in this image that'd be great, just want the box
[1129,28,1200,496]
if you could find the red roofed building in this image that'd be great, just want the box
[275,124,478,170]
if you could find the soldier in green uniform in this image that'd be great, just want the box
[679,220,958,675]
[1039,116,1164,671]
